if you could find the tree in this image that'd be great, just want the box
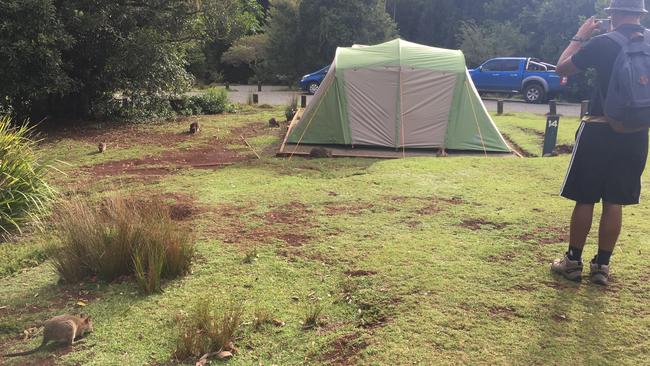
[297,0,397,69]
[0,0,73,118]
[263,0,302,84]
[188,0,263,83]
[221,34,268,83]
[0,0,204,120]
[458,21,528,67]
[264,0,397,84]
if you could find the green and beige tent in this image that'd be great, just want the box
[281,39,511,156]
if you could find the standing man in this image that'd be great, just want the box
[552,0,649,285]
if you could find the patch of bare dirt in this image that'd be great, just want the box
[519,127,545,138]
[501,133,535,157]
[320,332,368,366]
[488,305,517,319]
[459,219,509,231]
[485,252,517,263]
[82,121,280,179]
[43,119,194,148]
[554,144,574,154]
[552,314,570,322]
[517,225,569,245]
[86,146,246,178]
[415,200,442,215]
[344,270,378,277]
[205,201,321,249]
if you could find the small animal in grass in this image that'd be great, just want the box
[436,148,448,157]
[2,315,93,358]
[309,147,333,158]
[98,142,107,153]
[268,118,280,128]
[189,121,200,134]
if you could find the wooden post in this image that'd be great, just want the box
[549,100,557,115]
[497,99,504,115]
[257,81,262,92]
[580,100,589,118]
[252,94,259,104]
[225,82,230,90]
[301,95,307,108]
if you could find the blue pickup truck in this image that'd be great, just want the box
[469,57,568,104]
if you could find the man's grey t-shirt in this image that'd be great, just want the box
[571,23,646,116]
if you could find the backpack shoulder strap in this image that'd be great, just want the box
[604,31,630,48]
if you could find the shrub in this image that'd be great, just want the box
[50,197,194,294]
[170,88,232,116]
[175,300,243,360]
[285,95,298,122]
[93,94,175,121]
[0,116,55,235]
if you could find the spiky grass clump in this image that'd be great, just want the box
[50,197,194,294]
[175,300,243,360]
[0,116,55,235]
[302,301,324,329]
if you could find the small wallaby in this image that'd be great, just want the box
[268,118,280,128]
[189,121,200,134]
[309,147,333,158]
[98,142,107,153]
[2,315,93,358]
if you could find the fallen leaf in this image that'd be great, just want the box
[226,342,239,354]
[271,318,285,327]
[195,358,208,366]
[76,301,87,307]
[216,351,233,360]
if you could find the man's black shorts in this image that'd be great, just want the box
[561,122,649,205]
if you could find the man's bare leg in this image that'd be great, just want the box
[596,202,622,261]
[568,203,595,260]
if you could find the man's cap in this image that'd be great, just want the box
[605,0,648,14]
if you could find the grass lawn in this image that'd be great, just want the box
[1,107,649,365]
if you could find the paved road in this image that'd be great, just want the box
[220,85,582,117]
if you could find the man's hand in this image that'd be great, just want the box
[575,16,601,41]
[557,16,601,76]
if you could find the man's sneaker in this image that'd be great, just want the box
[590,261,610,286]
[551,254,583,282]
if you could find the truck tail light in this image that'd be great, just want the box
[560,76,568,86]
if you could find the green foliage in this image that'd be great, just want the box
[175,300,243,360]
[0,116,55,235]
[285,95,298,122]
[50,198,194,294]
[188,0,263,84]
[263,0,302,83]
[171,89,233,116]
[265,0,397,84]
[0,0,73,118]
[459,21,529,67]
[0,0,204,120]
[221,34,269,83]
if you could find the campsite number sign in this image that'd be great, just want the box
[542,115,560,157]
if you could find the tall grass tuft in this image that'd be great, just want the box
[175,300,243,360]
[50,197,194,294]
[0,116,55,236]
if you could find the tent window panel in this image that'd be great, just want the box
[401,71,457,148]
[345,68,399,147]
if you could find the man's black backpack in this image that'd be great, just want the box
[603,29,650,130]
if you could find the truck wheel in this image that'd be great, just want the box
[524,83,546,104]
[308,81,320,95]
